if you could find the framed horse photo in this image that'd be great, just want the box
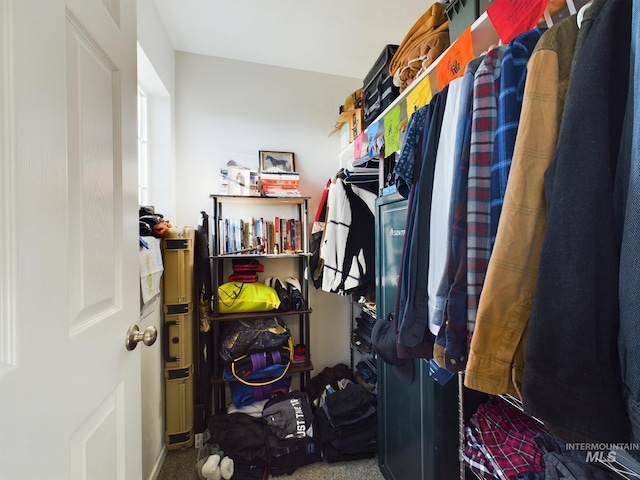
[259,151,296,174]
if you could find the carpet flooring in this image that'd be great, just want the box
[158,447,385,480]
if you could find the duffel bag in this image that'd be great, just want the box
[220,317,291,363]
[228,337,293,386]
[218,281,280,314]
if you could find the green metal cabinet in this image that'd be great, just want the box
[375,194,459,480]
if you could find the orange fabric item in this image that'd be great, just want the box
[435,26,474,91]
[389,3,450,92]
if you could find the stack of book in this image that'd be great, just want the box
[259,172,300,197]
[219,216,304,255]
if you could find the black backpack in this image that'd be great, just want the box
[206,413,270,479]
[262,391,323,476]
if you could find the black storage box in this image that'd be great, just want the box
[363,44,399,128]
[445,0,493,42]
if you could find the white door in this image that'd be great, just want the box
[0,0,142,479]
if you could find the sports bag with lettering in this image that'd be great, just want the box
[262,391,322,476]
[263,391,314,441]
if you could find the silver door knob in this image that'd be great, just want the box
[125,324,158,351]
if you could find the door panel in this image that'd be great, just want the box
[376,195,424,479]
[0,0,140,478]
[69,385,124,480]
[67,10,119,330]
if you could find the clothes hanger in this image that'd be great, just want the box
[543,7,554,27]
[577,1,592,28]
[543,0,578,27]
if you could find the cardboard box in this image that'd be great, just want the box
[331,108,363,148]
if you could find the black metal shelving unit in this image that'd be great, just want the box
[207,195,314,415]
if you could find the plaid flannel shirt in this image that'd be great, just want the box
[464,397,547,479]
[467,46,506,334]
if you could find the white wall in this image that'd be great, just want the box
[174,52,362,375]
[137,0,176,223]
[136,1,176,479]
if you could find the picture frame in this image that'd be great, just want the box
[259,151,296,174]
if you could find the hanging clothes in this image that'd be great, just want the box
[490,29,546,246]
[394,105,429,199]
[309,179,330,289]
[320,174,376,295]
[466,45,506,337]
[432,54,484,368]
[427,77,464,338]
[619,0,640,449]
[395,87,448,355]
[392,100,438,360]
[434,47,506,373]
[465,15,579,396]
[522,0,632,443]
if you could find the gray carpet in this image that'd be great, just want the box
[158,447,385,480]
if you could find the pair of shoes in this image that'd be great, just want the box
[196,444,235,480]
[264,277,291,311]
[285,277,305,311]
[195,444,222,480]
[265,277,305,311]
[202,455,234,480]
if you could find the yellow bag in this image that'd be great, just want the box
[217,282,281,314]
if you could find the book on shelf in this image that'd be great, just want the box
[274,216,280,252]
[260,172,300,181]
[282,220,291,251]
[261,187,302,197]
[259,171,301,197]
[294,219,302,251]
[217,216,303,255]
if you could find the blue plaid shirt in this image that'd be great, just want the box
[490,29,545,246]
